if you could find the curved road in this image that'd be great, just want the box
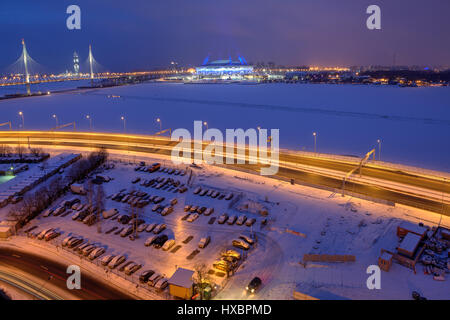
[0,247,134,300]
[0,131,448,214]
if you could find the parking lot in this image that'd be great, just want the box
[22,159,264,297]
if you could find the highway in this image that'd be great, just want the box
[0,247,134,300]
[0,131,448,214]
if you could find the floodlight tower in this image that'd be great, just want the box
[73,52,80,75]
[88,45,94,86]
[21,39,31,95]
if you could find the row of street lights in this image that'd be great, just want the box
[15,112,383,161]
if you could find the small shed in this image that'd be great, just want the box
[397,233,422,258]
[168,268,195,300]
[0,226,12,239]
[378,251,393,272]
[397,222,427,239]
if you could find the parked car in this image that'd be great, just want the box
[162,239,175,251]
[227,215,237,225]
[139,270,155,283]
[197,207,207,214]
[154,278,168,290]
[184,205,191,212]
[190,205,199,213]
[153,234,169,248]
[170,198,178,205]
[198,236,211,249]
[148,273,162,287]
[137,223,148,233]
[204,208,214,216]
[88,247,105,260]
[108,255,127,269]
[53,206,66,216]
[236,215,247,225]
[245,218,256,227]
[161,206,174,216]
[100,254,115,266]
[120,226,134,237]
[193,187,202,194]
[153,224,166,234]
[124,262,142,275]
[37,228,53,240]
[225,193,234,200]
[68,237,84,249]
[103,208,118,219]
[213,259,232,272]
[232,239,250,250]
[146,223,157,233]
[44,230,60,241]
[145,235,158,246]
[187,213,199,222]
[81,244,97,256]
[246,277,262,294]
[42,208,54,217]
[239,234,255,245]
[222,249,241,260]
[217,213,229,224]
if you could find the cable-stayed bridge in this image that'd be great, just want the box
[0,39,163,93]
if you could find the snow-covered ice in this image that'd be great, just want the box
[1,82,449,171]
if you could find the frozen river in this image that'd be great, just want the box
[0,82,449,172]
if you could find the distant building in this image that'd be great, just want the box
[195,56,253,79]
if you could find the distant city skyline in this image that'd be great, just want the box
[0,1,449,73]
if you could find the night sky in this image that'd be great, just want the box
[1,0,449,72]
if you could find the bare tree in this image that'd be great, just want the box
[194,263,211,300]
[95,184,105,233]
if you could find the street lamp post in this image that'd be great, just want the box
[377,139,381,161]
[18,111,24,129]
[313,132,317,154]
[121,116,126,133]
[52,114,58,128]
[156,118,162,132]
[203,121,208,131]
[86,115,92,131]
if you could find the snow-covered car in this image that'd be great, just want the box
[146,223,157,233]
[53,206,66,216]
[232,239,250,250]
[193,187,202,194]
[189,205,199,213]
[245,218,256,227]
[198,236,211,249]
[42,208,54,217]
[108,255,127,269]
[100,254,115,266]
[120,226,134,237]
[204,208,214,216]
[170,198,178,205]
[184,205,191,212]
[148,273,162,287]
[102,208,118,219]
[62,235,77,247]
[88,247,105,260]
[217,213,229,224]
[37,228,53,240]
[225,193,234,200]
[236,215,247,226]
[239,234,255,245]
[162,239,175,251]
[137,223,148,233]
[187,213,199,222]
[154,278,168,290]
[227,215,237,225]
[145,235,158,246]
[153,224,166,234]
[161,206,174,216]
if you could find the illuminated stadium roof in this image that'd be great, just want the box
[196,56,253,76]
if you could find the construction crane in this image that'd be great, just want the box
[0,122,12,130]
[342,148,376,196]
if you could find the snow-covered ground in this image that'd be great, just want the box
[5,151,449,300]
[0,82,449,172]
